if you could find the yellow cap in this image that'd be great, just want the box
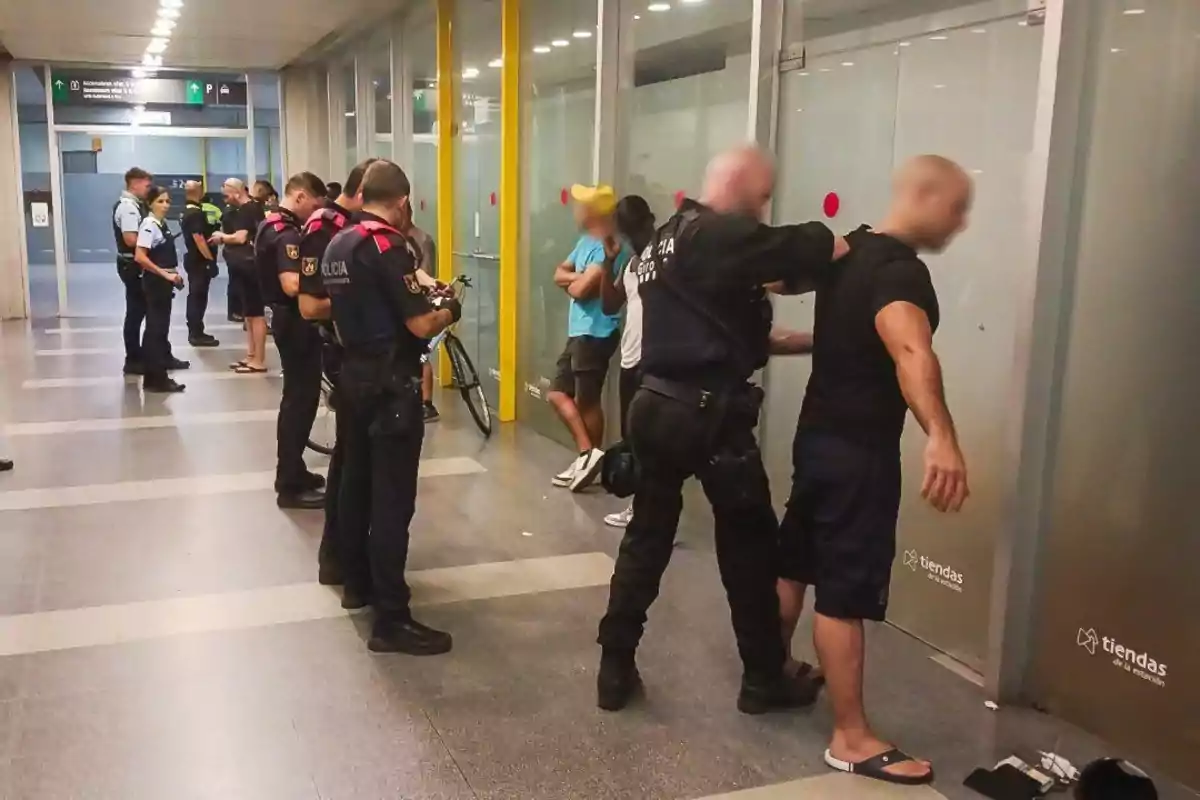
[570,183,617,216]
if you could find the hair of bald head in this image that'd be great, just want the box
[184,180,204,199]
[702,145,773,197]
[223,177,246,192]
[893,155,969,196]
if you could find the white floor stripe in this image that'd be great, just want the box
[0,552,616,656]
[695,774,946,799]
[43,323,245,335]
[3,408,285,437]
[22,372,279,390]
[0,457,485,512]
[35,344,274,356]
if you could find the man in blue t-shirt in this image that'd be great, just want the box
[547,184,631,492]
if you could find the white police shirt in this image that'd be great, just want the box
[114,192,142,236]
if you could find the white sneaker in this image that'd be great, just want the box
[604,505,634,528]
[553,454,585,488]
[569,448,606,493]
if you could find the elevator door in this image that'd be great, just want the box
[765,14,1044,669]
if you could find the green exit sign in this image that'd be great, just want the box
[185,80,204,105]
[51,75,69,103]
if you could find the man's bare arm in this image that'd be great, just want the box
[876,301,968,512]
[298,295,331,321]
[122,232,139,248]
[768,327,814,355]
[567,264,604,300]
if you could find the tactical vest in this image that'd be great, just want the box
[113,195,146,262]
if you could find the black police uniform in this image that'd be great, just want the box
[322,213,452,654]
[299,202,354,580]
[596,199,837,711]
[113,193,147,369]
[141,217,182,389]
[181,200,219,341]
[255,207,324,499]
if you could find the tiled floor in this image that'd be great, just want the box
[0,313,1194,800]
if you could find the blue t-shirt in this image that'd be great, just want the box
[566,235,630,338]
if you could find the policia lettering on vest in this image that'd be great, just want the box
[254,172,329,510]
[595,146,850,714]
[295,158,379,588]
[321,159,462,656]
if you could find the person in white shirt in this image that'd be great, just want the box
[597,195,657,528]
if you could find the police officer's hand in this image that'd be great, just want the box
[432,295,462,323]
[832,235,850,261]
[922,433,969,513]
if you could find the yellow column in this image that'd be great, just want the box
[436,0,456,386]
[498,0,520,422]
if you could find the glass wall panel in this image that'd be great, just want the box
[453,0,503,409]
[407,7,438,234]
[616,0,754,221]
[15,66,58,318]
[340,61,358,176]
[369,36,393,159]
[250,73,282,187]
[764,3,1043,668]
[517,0,598,445]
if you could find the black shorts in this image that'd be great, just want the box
[618,365,641,439]
[549,334,618,408]
[233,264,265,318]
[777,429,901,622]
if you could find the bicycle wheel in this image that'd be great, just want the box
[306,374,337,455]
[444,333,493,437]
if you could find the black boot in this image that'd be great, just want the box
[168,357,191,370]
[340,586,373,610]
[0,459,13,472]
[277,489,325,510]
[123,361,145,376]
[368,616,452,655]
[597,650,642,712]
[189,334,220,348]
[144,377,186,394]
[737,664,824,715]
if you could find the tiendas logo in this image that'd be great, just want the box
[1076,627,1168,688]
[902,549,964,593]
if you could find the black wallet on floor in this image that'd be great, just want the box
[964,764,1043,799]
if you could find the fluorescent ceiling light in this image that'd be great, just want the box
[133,104,145,112]
[929,35,948,40]
[154,18,176,30]
[146,38,169,54]
[572,30,592,38]
[345,111,355,117]
[142,54,162,66]
[551,39,569,47]
[647,3,671,12]
[841,61,854,66]
[488,58,503,68]
[1122,8,1145,14]
[971,27,986,33]
[158,8,180,19]
[680,0,704,4]
[633,14,641,20]
[160,0,183,8]
[898,41,911,46]
[532,45,551,53]
[151,24,174,37]
[462,67,480,79]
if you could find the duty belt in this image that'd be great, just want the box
[642,375,716,409]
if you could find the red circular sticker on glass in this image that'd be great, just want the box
[561,188,569,206]
[674,190,685,209]
[490,192,497,207]
[822,192,840,218]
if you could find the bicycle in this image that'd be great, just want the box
[305,273,492,455]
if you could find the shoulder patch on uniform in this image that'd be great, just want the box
[302,258,318,277]
[403,274,423,294]
[286,244,299,260]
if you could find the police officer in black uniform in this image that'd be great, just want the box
[595,146,849,712]
[133,185,188,393]
[180,181,221,347]
[297,159,378,585]
[254,172,329,510]
[322,159,461,655]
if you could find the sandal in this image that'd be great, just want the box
[229,360,248,370]
[233,364,268,374]
[824,748,934,786]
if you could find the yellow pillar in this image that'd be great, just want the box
[436,0,455,386]
[498,0,520,422]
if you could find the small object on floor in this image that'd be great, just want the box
[234,364,269,374]
[423,401,440,423]
[144,379,186,394]
[168,357,191,371]
[1077,759,1157,800]
[276,489,325,510]
[828,748,935,787]
[122,361,145,376]
[994,757,1055,794]
[188,334,220,348]
[0,459,13,473]
[1038,752,1080,783]
[569,448,606,492]
[963,764,1040,798]
[604,505,634,529]
[985,700,999,711]
[368,617,452,655]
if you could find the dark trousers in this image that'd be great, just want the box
[317,343,346,570]
[141,275,175,384]
[185,261,214,337]
[272,305,323,493]
[597,385,786,683]
[119,262,146,365]
[338,371,425,623]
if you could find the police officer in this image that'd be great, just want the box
[322,159,461,654]
[113,167,152,375]
[595,145,849,712]
[254,172,328,509]
[180,181,220,347]
[133,185,187,394]
[296,159,378,585]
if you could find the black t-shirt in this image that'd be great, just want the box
[223,199,264,269]
[638,199,837,384]
[798,225,940,449]
[180,203,211,263]
[254,207,303,308]
[299,202,353,300]
[323,212,435,367]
